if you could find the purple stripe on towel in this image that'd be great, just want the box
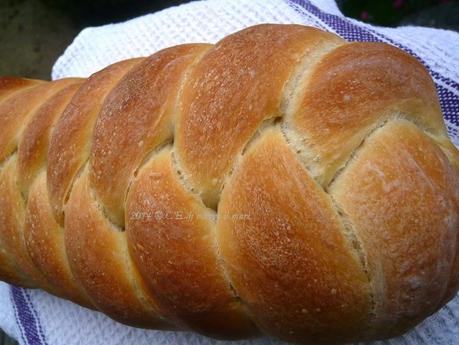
[290,0,380,42]
[24,290,47,344]
[10,289,27,345]
[11,287,45,345]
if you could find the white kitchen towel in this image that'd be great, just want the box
[1,0,459,344]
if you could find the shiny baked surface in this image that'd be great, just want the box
[0,24,458,344]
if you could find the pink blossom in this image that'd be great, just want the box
[393,0,405,8]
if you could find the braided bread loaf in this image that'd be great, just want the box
[0,24,458,344]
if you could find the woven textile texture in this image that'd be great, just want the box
[0,1,458,344]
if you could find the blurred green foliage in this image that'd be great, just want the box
[39,0,189,26]
[338,0,456,27]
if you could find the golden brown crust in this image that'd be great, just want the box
[18,80,83,197]
[0,78,82,286]
[0,78,76,162]
[286,42,446,186]
[65,169,169,328]
[442,224,459,305]
[24,172,92,306]
[0,154,34,286]
[126,147,256,338]
[330,119,459,337]
[89,44,210,227]
[217,128,372,343]
[47,59,143,225]
[0,76,44,103]
[0,156,50,288]
[175,25,344,208]
[0,24,458,345]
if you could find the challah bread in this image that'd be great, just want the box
[0,24,458,344]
